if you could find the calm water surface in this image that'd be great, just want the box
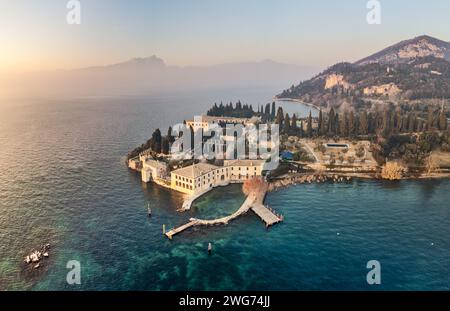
[0,89,448,290]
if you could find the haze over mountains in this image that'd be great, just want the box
[4,35,449,101]
[278,35,450,107]
[1,56,318,98]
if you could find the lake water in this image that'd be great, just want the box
[0,89,448,290]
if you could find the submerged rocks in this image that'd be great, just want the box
[23,243,51,268]
[30,251,41,263]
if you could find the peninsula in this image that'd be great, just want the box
[127,36,450,239]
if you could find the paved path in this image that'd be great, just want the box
[180,181,231,211]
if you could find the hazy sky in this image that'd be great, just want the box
[1,0,449,73]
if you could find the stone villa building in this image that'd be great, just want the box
[170,160,266,195]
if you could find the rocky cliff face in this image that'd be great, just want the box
[324,74,352,90]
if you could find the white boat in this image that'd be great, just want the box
[147,203,152,216]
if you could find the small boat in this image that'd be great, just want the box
[147,203,152,217]
[208,242,212,253]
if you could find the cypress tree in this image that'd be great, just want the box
[367,112,374,134]
[339,112,347,137]
[334,113,340,136]
[407,112,416,132]
[318,109,323,136]
[395,110,402,133]
[167,126,175,143]
[291,114,298,131]
[284,113,291,133]
[299,120,304,137]
[438,110,448,130]
[328,108,335,136]
[359,111,368,135]
[161,137,170,155]
[151,129,162,153]
[307,111,313,137]
[320,111,327,136]
[389,112,395,134]
[348,111,356,137]
[427,106,434,130]
[265,103,271,116]
[382,108,390,136]
[276,107,284,126]
[400,116,408,133]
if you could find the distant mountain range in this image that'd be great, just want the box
[278,35,450,108]
[2,56,318,98]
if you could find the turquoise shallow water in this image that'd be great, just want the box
[0,91,449,290]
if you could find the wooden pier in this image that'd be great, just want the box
[250,203,283,227]
[165,221,198,239]
[165,191,282,240]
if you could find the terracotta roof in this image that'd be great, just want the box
[224,159,266,167]
[171,163,219,178]
[143,159,167,169]
[186,115,260,124]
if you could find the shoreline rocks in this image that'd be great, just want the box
[269,173,353,192]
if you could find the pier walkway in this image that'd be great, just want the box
[251,203,283,227]
[165,190,282,239]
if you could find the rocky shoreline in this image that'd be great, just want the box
[268,173,354,192]
[268,171,450,192]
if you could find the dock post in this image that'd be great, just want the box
[162,224,166,235]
